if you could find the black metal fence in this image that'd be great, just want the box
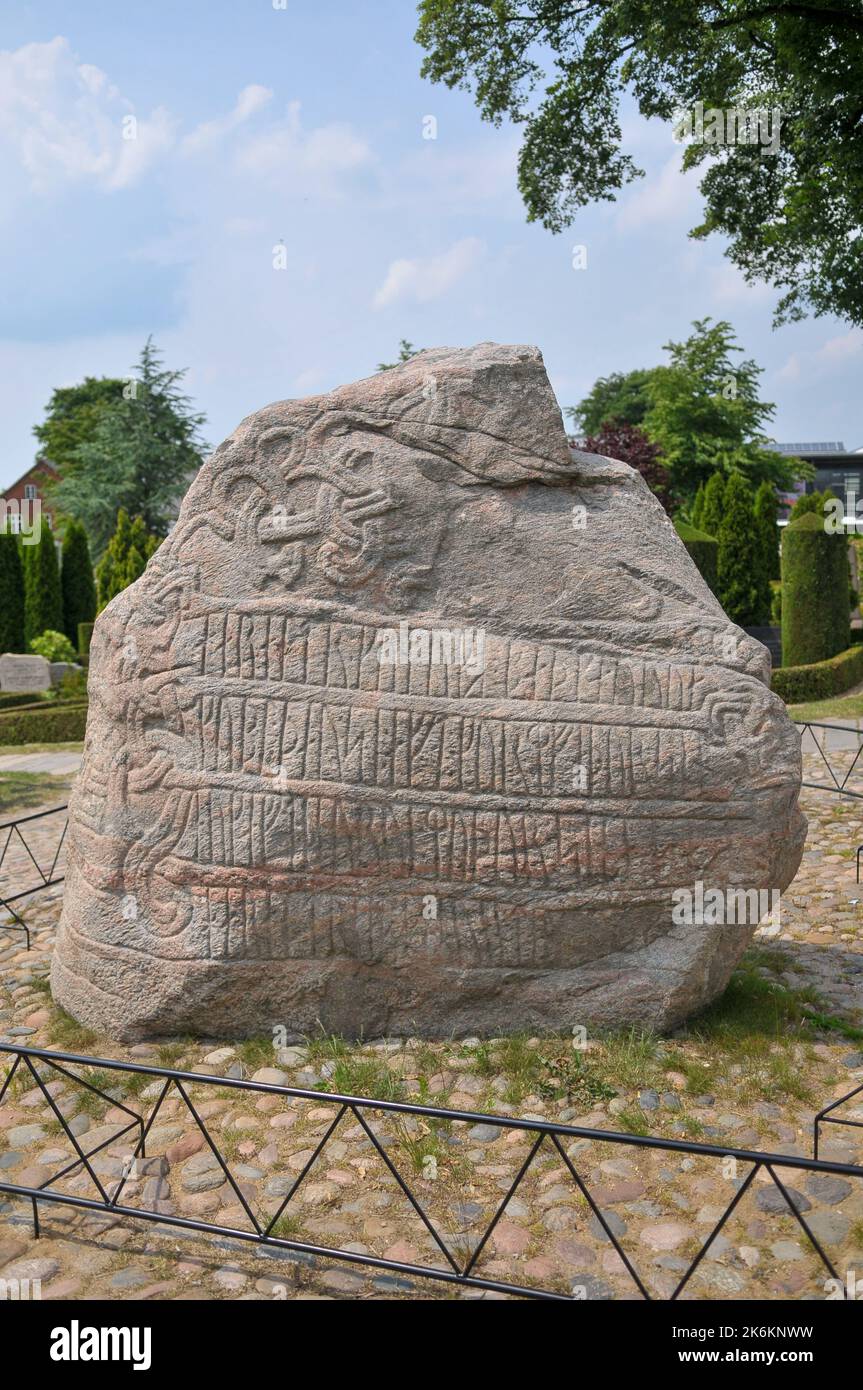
[1,1043,862,1301]
[0,804,67,948]
[793,722,863,880]
[795,721,863,799]
[816,1079,863,1161]
[0,743,860,1298]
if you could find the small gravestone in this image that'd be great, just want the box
[49,662,83,687]
[0,653,51,693]
[52,343,806,1041]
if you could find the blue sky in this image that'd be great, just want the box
[1,0,860,489]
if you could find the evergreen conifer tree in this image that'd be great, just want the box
[60,518,97,649]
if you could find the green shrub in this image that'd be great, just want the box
[30,629,77,663]
[57,669,88,701]
[61,519,96,648]
[789,488,836,521]
[0,703,88,745]
[772,645,863,703]
[23,530,63,646]
[781,511,849,667]
[674,519,718,595]
[690,483,706,531]
[0,529,25,654]
[770,580,782,625]
[717,473,767,624]
[700,472,726,538]
[78,621,95,657]
[754,480,780,583]
[96,510,160,611]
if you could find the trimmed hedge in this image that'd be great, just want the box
[0,691,47,711]
[771,644,863,704]
[674,519,719,595]
[781,511,849,667]
[0,702,88,746]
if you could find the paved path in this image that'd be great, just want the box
[796,718,863,753]
[0,752,82,775]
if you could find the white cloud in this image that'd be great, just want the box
[223,216,267,237]
[0,36,175,192]
[372,237,485,310]
[615,155,700,231]
[107,109,177,190]
[387,137,520,212]
[236,100,373,184]
[708,261,773,305]
[618,111,680,156]
[291,368,327,396]
[776,354,802,383]
[818,328,863,365]
[778,329,863,382]
[0,41,369,202]
[182,84,273,156]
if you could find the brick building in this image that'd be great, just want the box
[0,458,57,533]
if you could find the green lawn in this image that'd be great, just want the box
[0,769,73,814]
[0,741,84,757]
[786,694,863,722]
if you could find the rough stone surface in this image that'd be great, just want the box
[50,343,805,1040]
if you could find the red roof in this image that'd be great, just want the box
[0,458,58,494]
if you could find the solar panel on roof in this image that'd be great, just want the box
[770,442,847,454]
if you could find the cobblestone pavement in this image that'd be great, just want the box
[0,753,862,1301]
[0,803,68,912]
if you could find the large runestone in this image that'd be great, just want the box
[51,344,805,1039]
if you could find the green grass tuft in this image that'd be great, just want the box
[318,1055,404,1102]
[47,1007,99,1053]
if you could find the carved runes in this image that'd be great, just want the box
[51,344,805,1040]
